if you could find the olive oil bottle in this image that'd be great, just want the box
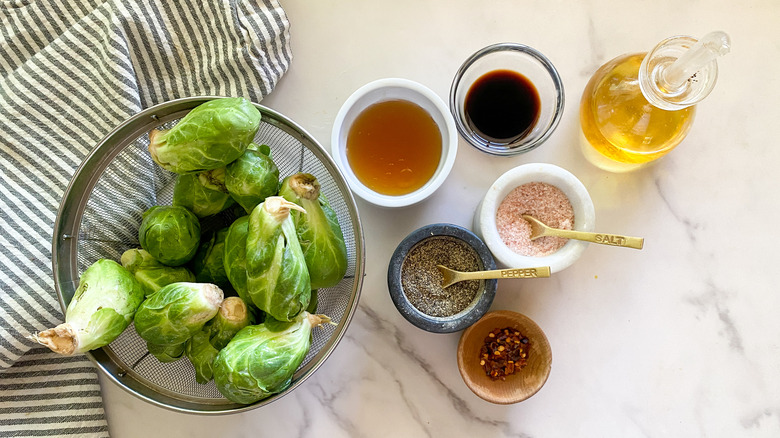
[579,32,730,172]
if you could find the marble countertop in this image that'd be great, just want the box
[99,1,780,436]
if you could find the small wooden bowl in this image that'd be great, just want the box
[457,310,552,404]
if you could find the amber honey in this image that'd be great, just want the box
[346,99,442,196]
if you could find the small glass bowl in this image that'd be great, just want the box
[449,43,565,156]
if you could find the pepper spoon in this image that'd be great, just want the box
[436,265,550,289]
[521,214,644,250]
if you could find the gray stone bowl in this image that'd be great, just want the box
[387,223,497,333]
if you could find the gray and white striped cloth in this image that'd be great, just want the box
[0,0,291,436]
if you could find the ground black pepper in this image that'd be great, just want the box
[400,236,482,317]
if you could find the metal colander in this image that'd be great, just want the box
[52,97,364,414]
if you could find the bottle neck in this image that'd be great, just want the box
[639,36,719,111]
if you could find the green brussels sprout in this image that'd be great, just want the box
[31,259,145,355]
[185,297,253,383]
[305,290,318,314]
[246,197,311,321]
[121,248,195,296]
[223,216,251,303]
[134,282,223,346]
[279,173,349,289]
[251,142,272,156]
[190,228,230,288]
[198,167,229,193]
[225,144,279,213]
[172,173,234,218]
[138,205,201,266]
[213,312,331,404]
[185,331,219,382]
[206,296,253,350]
[147,341,185,363]
[148,97,261,174]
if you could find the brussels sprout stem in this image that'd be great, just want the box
[202,284,225,310]
[307,313,337,328]
[147,129,168,167]
[30,323,79,355]
[219,296,248,322]
[287,173,320,201]
[263,196,307,220]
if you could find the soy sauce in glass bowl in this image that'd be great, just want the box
[465,70,541,145]
[450,43,564,156]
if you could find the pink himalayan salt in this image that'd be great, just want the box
[495,182,574,257]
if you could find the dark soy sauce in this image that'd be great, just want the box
[464,70,541,143]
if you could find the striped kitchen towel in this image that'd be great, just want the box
[0,0,291,436]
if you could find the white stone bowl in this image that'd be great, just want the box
[473,163,595,273]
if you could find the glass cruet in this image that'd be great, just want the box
[579,31,731,172]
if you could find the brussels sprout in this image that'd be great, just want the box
[148,97,261,174]
[246,197,311,321]
[148,341,185,363]
[251,142,272,156]
[223,216,250,303]
[121,247,166,272]
[172,173,234,218]
[279,173,349,289]
[190,228,230,288]
[138,205,201,266]
[121,248,195,296]
[225,144,279,213]
[305,290,318,314]
[213,312,331,404]
[31,259,145,355]
[185,297,253,383]
[206,296,253,350]
[134,282,223,346]
[185,331,219,383]
[198,167,229,193]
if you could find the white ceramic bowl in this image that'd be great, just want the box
[473,163,595,273]
[331,78,458,208]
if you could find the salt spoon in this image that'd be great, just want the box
[437,265,550,289]
[521,214,644,250]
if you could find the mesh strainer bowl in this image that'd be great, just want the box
[52,96,365,414]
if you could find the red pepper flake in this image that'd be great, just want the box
[479,327,529,380]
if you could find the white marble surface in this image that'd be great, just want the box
[99,1,780,436]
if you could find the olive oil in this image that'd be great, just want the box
[346,100,442,196]
[579,53,695,171]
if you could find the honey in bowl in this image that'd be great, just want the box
[346,99,442,196]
